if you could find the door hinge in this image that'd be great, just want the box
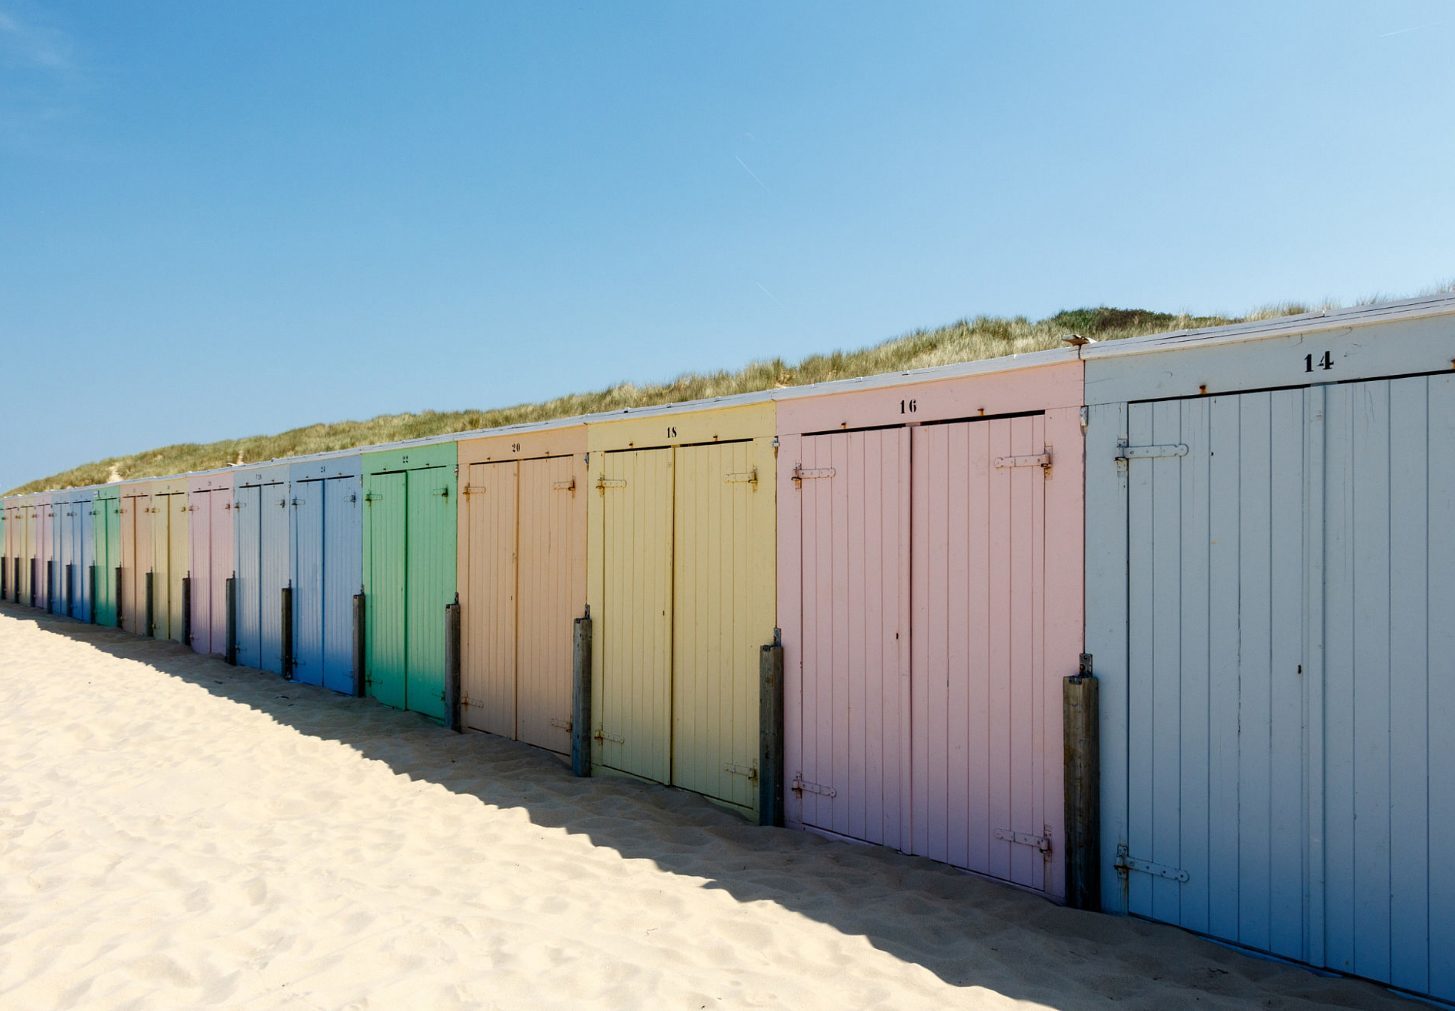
[994,452,1052,470]
[552,479,576,492]
[791,774,837,798]
[723,762,758,783]
[594,728,625,744]
[792,465,835,486]
[549,717,572,731]
[725,468,758,487]
[995,827,1052,855]
[1114,844,1189,882]
[596,478,626,492]
[1115,441,1189,462]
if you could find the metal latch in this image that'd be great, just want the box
[1116,442,1189,462]
[995,828,1052,854]
[552,479,576,492]
[725,468,758,486]
[594,728,625,744]
[791,774,837,798]
[597,478,626,491]
[994,452,1052,469]
[723,762,758,782]
[1114,844,1189,882]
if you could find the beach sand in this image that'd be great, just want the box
[0,603,1406,1010]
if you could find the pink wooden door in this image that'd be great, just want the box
[516,455,584,754]
[910,416,1051,891]
[795,429,911,847]
[462,460,518,737]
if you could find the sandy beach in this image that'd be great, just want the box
[0,603,1407,1010]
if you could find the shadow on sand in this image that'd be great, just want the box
[2,603,1406,1009]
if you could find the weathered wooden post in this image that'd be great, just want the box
[280,583,294,678]
[224,575,237,665]
[570,607,592,777]
[88,564,97,624]
[115,567,124,629]
[352,590,366,697]
[1064,653,1100,910]
[47,560,54,612]
[759,631,785,827]
[29,558,37,607]
[144,571,154,637]
[444,595,462,732]
[65,563,74,617]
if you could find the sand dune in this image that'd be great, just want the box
[0,604,1407,1010]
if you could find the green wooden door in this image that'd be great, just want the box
[92,493,121,627]
[365,472,407,710]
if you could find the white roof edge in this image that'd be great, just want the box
[1084,292,1455,360]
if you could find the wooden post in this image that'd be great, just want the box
[570,607,592,777]
[280,583,294,678]
[182,575,192,646]
[47,560,54,612]
[144,571,154,638]
[224,575,237,665]
[30,558,37,607]
[352,591,366,697]
[65,563,74,617]
[1064,653,1101,911]
[444,595,461,732]
[88,564,97,624]
[115,567,124,630]
[759,632,785,827]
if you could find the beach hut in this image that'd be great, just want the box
[1,497,16,603]
[233,463,292,674]
[187,470,234,656]
[1083,294,1455,1002]
[93,485,122,627]
[774,352,1084,900]
[0,501,6,601]
[456,422,587,752]
[15,496,37,606]
[362,441,457,720]
[118,481,154,633]
[53,486,96,622]
[585,396,777,816]
[289,453,362,694]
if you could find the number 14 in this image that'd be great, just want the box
[1305,351,1333,372]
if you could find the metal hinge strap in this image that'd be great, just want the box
[791,774,837,798]
[994,452,1052,469]
[792,466,835,483]
[552,479,576,492]
[549,717,572,731]
[725,469,758,485]
[597,478,626,491]
[594,728,625,744]
[994,828,1052,853]
[1114,845,1189,882]
[723,762,758,782]
[1116,442,1189,461]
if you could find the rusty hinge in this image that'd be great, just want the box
[725,468,758,487]
[549,717,572,731]
[462,485,484,496]
[791,774,837,798]
[723,762,758,783]
[995,827,1052,856]
[1114,844,1189,882]
[552,479,576,492]
[792,465,835,486]
[594,728,625,744]
[597,477,626,492]
[994,452,1052,470]
[1115,441,1189,462]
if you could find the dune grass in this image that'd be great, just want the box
[7,303,1295,494]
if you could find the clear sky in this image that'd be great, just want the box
[2,1,1452,492]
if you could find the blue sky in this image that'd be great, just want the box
[1,1,1452,492]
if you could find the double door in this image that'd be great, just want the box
[793,415,1058,895]
[1118,376,1454,999]
[292,476,361,693]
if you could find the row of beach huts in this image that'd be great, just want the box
[3,295,1452,1002]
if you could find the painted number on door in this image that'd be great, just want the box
[900,399,918,414]
[667,426,678,438]
[1304,351,1333,373]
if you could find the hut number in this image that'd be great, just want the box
[900,398,918,414]
[1304,351,1333,373]
[667,426,678,438]
[511,443,521,453]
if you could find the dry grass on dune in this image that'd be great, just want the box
[10,304,1291,494]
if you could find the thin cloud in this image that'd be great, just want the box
[1378,19,1446,38]
[0,7,76,73]
[735,155,770,192]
